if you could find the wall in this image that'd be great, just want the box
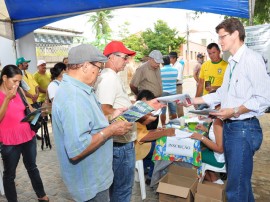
[16,33,37,73]
[0,36,16,69]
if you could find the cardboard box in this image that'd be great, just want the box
[157,165,198,202]
[195,180,226,202]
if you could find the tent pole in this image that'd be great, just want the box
[11,22,18,59]
[249,0,254,26]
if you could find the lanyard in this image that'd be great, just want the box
[227,62,237,91]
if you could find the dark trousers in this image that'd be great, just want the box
[1,137,46,202]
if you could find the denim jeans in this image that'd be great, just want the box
[223,118,262,202]
[1,137,46,202]
[86,189,109,202]
[110,142,135,202]
[161,92,177,115]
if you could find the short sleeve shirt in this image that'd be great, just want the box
[95,68,137,143]
[199,60,228,95]
[130,61,163,97]
[33,71,51,102]
[52,74,113,201]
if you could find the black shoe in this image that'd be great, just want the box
[145,178,151,186]
[220,173,227,180]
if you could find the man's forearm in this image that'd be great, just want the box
[130,84,138,95]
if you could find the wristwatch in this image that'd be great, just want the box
[233,107,240,118]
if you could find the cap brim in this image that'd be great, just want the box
[154,58,164,63]
[26,60,31,63]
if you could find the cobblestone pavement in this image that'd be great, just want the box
[0,78,269,202]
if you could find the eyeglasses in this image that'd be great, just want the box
[218,33,230,41]
[90,62,104,73]
[114,54,129,61]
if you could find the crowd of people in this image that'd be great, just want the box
[0,17,270,202]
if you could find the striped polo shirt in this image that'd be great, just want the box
[160,64,178,94]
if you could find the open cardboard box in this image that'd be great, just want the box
[195,180,227,202]
[157,165,198,202]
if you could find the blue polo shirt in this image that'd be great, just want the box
[52,74,113,201]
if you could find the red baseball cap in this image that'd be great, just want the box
[103,41,136,57]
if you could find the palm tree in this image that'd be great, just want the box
[87,10,114,49]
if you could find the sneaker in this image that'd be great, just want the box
[213,179,224,185]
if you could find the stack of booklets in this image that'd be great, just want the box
[157,93,192,104]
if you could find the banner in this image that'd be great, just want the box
[245,24,270,74]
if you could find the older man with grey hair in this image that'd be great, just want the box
[52,44,132,202]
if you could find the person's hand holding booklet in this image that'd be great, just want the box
[157,93,192,105]
[110,101,155,123]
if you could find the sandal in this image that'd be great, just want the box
[38,197,49,202]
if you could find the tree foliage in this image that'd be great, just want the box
[87,10,113,50]
[123,20,185,61]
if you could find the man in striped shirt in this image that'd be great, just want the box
[160,55,178,127]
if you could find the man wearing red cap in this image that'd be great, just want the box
[95,41,137,202]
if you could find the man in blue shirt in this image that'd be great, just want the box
[160,55,178,126]
[52,44,132,202]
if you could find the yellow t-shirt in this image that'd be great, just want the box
[199,60,228,95]
[34,72,51,102]
[23,71,39,104]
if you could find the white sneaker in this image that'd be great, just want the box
[213,179,224,185]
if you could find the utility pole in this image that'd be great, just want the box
[186,13,190,75]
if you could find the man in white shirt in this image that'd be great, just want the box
[185,18,270,202]
[169,51,184,117]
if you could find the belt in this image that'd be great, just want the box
[113,142,128,147]
[223,116,256,123]
[176,83,182,86]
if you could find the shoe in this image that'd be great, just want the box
[145,178,151,185]
[213,179,224,185]
[38,197,49,202]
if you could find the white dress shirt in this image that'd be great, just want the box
[203,44,270,120]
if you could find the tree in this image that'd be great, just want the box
[123,20,186,61]
[87,10,114,50]
[141,20,186,56]
[247,0,270,25]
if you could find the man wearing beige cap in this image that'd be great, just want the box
[34,60,51,104]
[130,50,163,98]
[52,44,133,202]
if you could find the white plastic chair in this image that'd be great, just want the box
[135,160,146,200]
[0,159,4,195]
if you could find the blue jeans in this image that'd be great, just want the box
[110,142,135,202]
[1,137,46,202]
[86,189,109,202]
[143,141,156,179]
[223,118,262,202]
[161,92,177,115]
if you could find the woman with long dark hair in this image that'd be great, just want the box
[0,65,49,202]
[47,62,66,102]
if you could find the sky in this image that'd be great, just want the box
[49,8,225,42]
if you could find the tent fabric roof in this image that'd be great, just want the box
[2,0,249,40]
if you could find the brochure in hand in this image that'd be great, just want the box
[111,101,154,123]
[21,106,52,123]
[157,93,192,105]
[188,109,218,116]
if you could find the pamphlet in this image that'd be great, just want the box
[21,106,52,123]
[157,94,192,105]
[188,109,218,116]
[111,101,154,123]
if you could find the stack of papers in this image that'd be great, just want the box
[189,109,218,116]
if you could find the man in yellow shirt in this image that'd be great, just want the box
[16,57,39,105]
[195,43,228,97]
[34,60,51,103]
